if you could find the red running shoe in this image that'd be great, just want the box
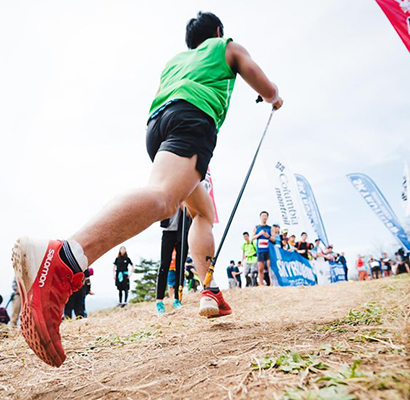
[12,237,85,367]
[199,290,232,318]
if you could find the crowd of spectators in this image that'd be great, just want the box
[227,211,348,288]
[356,248,410,280]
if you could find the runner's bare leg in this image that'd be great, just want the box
[258,261,264,286]
[70,151,201,265]
[184,183,215,282]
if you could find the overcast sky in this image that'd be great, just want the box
[1,1,409,309]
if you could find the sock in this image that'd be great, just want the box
[59,240,88,274]
[205,278,220,294]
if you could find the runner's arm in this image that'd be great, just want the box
[226,41,282,108]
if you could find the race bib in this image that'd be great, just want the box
[258,239,269,249]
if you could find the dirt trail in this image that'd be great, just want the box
[1,277,409,400]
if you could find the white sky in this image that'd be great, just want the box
[1,1,409,308]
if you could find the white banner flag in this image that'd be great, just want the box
[269,157,312,238]
[402,161,410,217]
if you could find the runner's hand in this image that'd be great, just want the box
[273,97,283,110]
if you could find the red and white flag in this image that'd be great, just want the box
[375,0,410,53]
[203,168,219,223]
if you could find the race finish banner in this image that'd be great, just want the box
[375,0,410,53]
[295,174,329,247]
[203,168,219,223]
[329,262,346,283]
[269,245,317,287]
[347,173,410,252]
[270,159,306,234]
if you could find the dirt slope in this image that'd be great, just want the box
[1,276,409,400]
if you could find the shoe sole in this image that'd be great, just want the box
[12,238,65,367]
[198,306,232,319]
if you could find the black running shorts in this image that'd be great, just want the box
[146,101,217,181]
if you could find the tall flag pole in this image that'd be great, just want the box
[375,0,410,53]
[295,174,330,247]
[347,173,410,252]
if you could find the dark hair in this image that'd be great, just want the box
[117,246,128,259]
[260,211,269,216]
[238,261,242,264]
[0,294,3,305]
[230,260,235,264]
[186,12,224,49]
[301,232,307,236]
[243,231,249,236]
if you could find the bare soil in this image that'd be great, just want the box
[1,276,409,400]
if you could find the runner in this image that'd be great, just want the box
[252,211,274,286]
[11,11,283,367]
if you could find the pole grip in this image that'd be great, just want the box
[256,95,263,103]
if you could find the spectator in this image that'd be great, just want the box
[338,252,348,281]
[381,253,392,278]
[252,211,274,286]
[395,252,410,275]
[227,260,237,289]
[113,246,134,307]
[281,230,289,250]
[157,209,191,315]
[369,257,381,279]
[356,254,368,280]
[241,231,257,287]
[295,232,313,259]
[0,295,10,325]
[312,239,325,260]
[10,278,21,327]
[288,235,296,251]
[235,261,243,288]
[186,257,200,292]
[323,245,336,261]
[272,224,282,248]
[167,249,177,300]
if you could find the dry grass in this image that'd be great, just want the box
[0,275,409,400]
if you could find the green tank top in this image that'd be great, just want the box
[149,37,236,131]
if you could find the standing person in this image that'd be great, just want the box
[12,11,283,367]
[288,235,296,251]
[381,253,392,278]
[295,232,313,259]
[10,278,21,327]
[113,246,134,307]
[369,257,381,279]
[167,249,177,300]
[272,224,282,248]
[235,261,243,288]
[185,257,200,292]
[241,231,257,287]
[252,211,274,286]
[226,260,237,289]
[0,295,10,325]
[395,251,410,275]
[338,252,348,281]
[281,230,289,250]
[156,209,190,315]
[356,254,368,281]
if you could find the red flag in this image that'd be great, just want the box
[203,168,219,223]
[375,0,410,53]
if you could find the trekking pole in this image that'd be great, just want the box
[5,292,15,309]
[204,100,276,287]
[178,207,188,302]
